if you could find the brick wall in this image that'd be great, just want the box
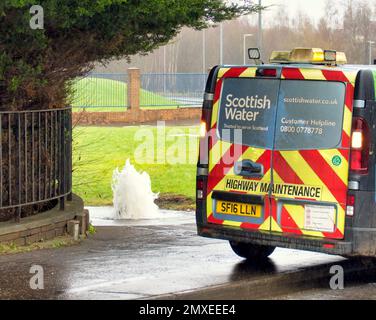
[72,107,202,125]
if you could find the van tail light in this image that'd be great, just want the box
[199,104,212,165]
[196,176,207,200]
[346,194,355,216]
[350,117,370,174]
[200,108,212,138]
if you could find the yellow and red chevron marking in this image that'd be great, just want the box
[271,150,348,239]
[206,66,356,240]
[207,146,272,231]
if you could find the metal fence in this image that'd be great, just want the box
[72,73,128,110]
[72,73,207,111]
[0,107,72,222]
[140,73,207,108]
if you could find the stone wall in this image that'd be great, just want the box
[0,194,87,246]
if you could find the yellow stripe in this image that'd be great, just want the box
[280,151,337,204]
[211,100,219,128]
[300,69,326,80]
[225,220,242,227]
[283,204,324,237]
[209,140,232,171]
[206,191,213,218]
[240,147,266,163]
[273,169,342,238]
[337,206,345,236]
[279,150,345,236]
[258,216,271,231]
[318,150,349,186]
[217,68,230,79]
[239,67,257,78]
[343,106,352,137]
[343,71,357,85]
[270,217,283,232]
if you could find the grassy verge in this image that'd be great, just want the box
[70,78,181,111]
[72,126,199,209]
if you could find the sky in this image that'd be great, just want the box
[256,0,329,24]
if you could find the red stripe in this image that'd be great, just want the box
[256,150,272,174]
[273,151,304,185]
[263,195,271,220]
[282,67,305,80]
[345,83,354,112]
[213,78,223,105]
[208,127,218,151]
[322,227,343,240]
[321,70,351,84]
[339,148,349,160]
[240,222,260,230]
[213,67,249,104]
[271,155,304,235]
[295,197,317,202]
[207,213,224,225]
[221,67,249,79]
[342,131,350,149]
[207,144,247,194]
[299,150,347,204]
[321,71,354,113]
[270,198,277,222]
[280,207,303,235]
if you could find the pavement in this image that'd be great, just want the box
[0,207,375,300]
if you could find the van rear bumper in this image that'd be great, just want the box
[197,223,353,256]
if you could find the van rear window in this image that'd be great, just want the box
[217,78,346,150]
[217,78,280,149]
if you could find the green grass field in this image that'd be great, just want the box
[72,126,199,208]
[70,78,178,112]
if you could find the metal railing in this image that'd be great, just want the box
[72,73,128,110]
[0,107,72,222]
[71,73,207,111]
[140,73,207,108]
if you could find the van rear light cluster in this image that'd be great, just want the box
[200,108,212,138]
[346,194,355,216]
[196,177,207,200]
[199,101,213,166]
[350,117,370,174]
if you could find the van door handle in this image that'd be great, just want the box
[234,160,264,178]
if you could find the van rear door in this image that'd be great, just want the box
[270,68,355,240]
[206,68,279,232]
[206,67,355,240]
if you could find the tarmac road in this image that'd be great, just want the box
[0,208,375,300]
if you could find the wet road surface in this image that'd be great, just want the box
[0,209,375,299]
[275,283,376,300]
